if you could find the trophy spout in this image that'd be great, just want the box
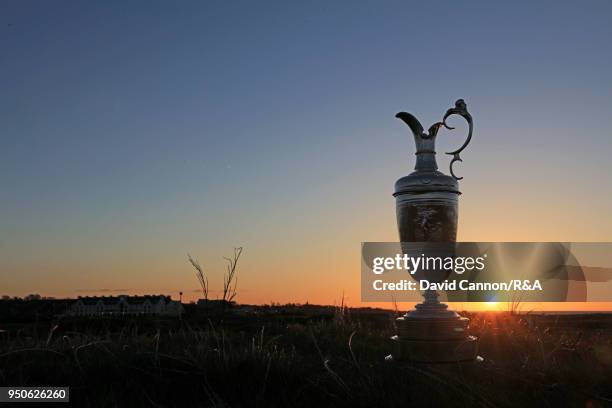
[395,112,425,138]
[395,112,442,172]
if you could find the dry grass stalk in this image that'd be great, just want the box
[222,247,243,302]
[188,254,209,301]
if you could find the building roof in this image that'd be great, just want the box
[76,295,173,305]
[122,295,170,305]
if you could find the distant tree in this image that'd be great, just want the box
[1,295,10,300]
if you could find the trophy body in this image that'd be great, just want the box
[391,100,478,362]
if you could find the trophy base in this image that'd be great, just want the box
[390,335,478,363]
[391,303,479,363]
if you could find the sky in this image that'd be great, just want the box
[1,1,612,311]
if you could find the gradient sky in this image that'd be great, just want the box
[2,1,612,310]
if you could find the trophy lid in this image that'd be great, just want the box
[393,171,459,195]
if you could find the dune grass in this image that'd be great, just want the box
[1,308,611,407]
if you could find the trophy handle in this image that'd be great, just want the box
[442,99,473,180]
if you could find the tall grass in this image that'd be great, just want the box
[222,247,242,303]
[188,254,209,301]
[1,310,611,407]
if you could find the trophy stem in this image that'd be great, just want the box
[405,290,458,319]
[423,289,439,305]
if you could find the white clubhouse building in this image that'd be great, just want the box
[67,295,183,317]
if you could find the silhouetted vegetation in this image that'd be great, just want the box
[188,246,243,303]
[1,305,611,407]
[188,254,209,301]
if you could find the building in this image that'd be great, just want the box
[66,295,183,317]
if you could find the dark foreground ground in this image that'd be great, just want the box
[1,303,612,407]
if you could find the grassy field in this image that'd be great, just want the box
[1,305,612,407]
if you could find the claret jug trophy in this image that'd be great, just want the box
[391,99,478,362]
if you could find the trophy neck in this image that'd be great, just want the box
[415,151,438,172]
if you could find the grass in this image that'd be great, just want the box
[1,307,612,407]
